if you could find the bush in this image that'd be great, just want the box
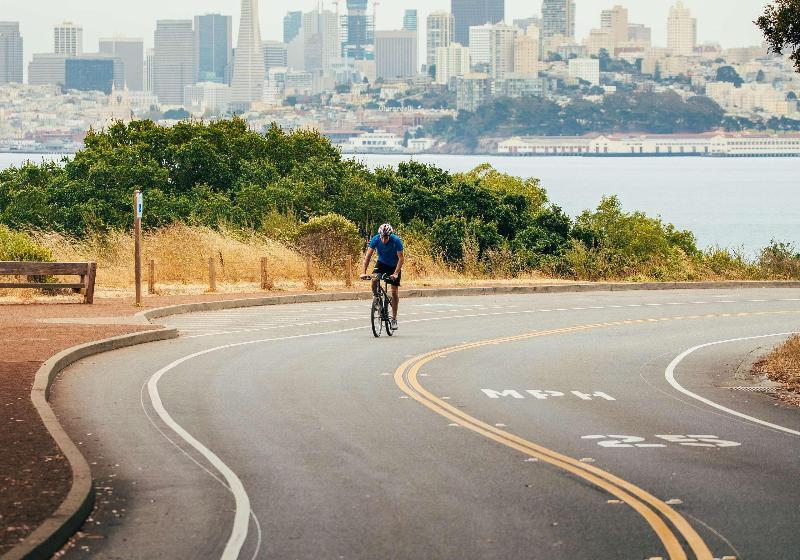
[758,241,800,279]
[0,225,52,261]
[294,213,363,270]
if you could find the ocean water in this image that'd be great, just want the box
[2,152,797,254]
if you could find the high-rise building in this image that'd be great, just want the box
[263,41,288,70]
[153,20,195,105]
[427,12,455,69]
[451,0,504,46]
[403,10,418,32]
[195,14,233,84]
[456,72,489,111]
[99,37,144,90]
[230,0,265,111]
[184,82,231,114]
[514,25,540,77]
[585,28,614,56]
[487,23,516,79]
[28,54,66,86]
[375,30,417,80]
[436,42,470,85]
[145,49,155,92]
[283,11,302,44]
[600,5,628,49]
[303,9,339,74]
[541,0,576,40]
[342,0,374,61]
[628,24,652,47]
[65,56,121,94]
[468,24,492,68]
[0,22,23,84]
[54,22,83,56]
[667,1,697,56]
[513,17,541,31]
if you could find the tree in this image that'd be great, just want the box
[757,0,800,72]
[163,108,190,120]
[715,65,744,87]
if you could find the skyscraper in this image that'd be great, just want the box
[427,12,455,69]
[342,0,374,61]
[230,0,265,112]
[195,14,233,84]
[541,0,576,40]
[99,37,144,90]
[514,25,540,77]
[284,11,302,44]
[436,43,469,85]
[54,22,83,56]
[153,20,195,105]
[600,5,628,49]
[65,56,120,94]
[403,10,418,32]
[303,8,339,74]
[0,22,23,84]
[375,31,417,80]
[667,1,697,56]
[262,41,288,70]
[451,0,504,46]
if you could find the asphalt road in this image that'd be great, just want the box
[51,288,800,560]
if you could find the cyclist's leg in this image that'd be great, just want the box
[390,284,399,320]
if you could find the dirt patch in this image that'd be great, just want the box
[753,334,800,407]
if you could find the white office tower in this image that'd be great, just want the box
[514,25,540,78]
[600,5,628,50]
[468,24,492,68]
[0,22,23,84]
[435,43,469,85]
[667,1,697,56]
[488,23,517,79]
[230,0,265,112]
[374,31,417,80]
[302,9,339,75]
[154,20,195,105]
[54,22,83,56]
[427,12,455,69]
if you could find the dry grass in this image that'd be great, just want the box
[0,225,567,303]
[754,334,800,394]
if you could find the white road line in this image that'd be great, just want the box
[665,332,800,437]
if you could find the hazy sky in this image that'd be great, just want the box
[5,0,770,72]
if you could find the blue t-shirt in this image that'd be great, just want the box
[369,234,404,267]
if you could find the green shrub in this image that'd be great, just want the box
[294,213,363,270]
[0,225,52,262]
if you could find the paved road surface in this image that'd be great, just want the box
[51,289,800,559]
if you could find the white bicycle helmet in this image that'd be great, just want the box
[378,224,394,237]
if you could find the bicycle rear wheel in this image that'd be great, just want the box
[371,297,383,338]
[384,298,395,336]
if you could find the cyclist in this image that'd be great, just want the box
[360,224,404,330]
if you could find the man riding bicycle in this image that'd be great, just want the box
[361,224,404,330]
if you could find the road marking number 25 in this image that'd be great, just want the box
[581,435,741,448]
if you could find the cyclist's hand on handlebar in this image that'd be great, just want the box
[360,274,372,280]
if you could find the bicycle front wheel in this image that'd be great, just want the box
[371,297,383,338]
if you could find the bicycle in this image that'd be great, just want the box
[364,273,396,338]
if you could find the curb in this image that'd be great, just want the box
[1,329,179,560]
[137,280,800,321]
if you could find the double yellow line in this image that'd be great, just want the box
[393,310,800,559]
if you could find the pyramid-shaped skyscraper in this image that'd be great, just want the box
[231,0,265,112]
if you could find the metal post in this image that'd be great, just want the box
[134,190,142,306]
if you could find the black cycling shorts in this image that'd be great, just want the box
[374,261,401,286]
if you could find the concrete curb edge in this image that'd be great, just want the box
[137,280,800,321]
[2,329,179,560]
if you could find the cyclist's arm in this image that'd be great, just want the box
[361,248,375,277]
[392,252,404,278]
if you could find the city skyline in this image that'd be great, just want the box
[4,0,770,79]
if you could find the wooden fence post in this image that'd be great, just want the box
[260,257,273,291]
[305,256,316,291]
[148,259,156,295]
[345,255,353,288]
[209,257,217,292]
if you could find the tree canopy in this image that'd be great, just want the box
[757,0,800,72]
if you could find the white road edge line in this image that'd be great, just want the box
[665,332,800,437]
[145,326,366,559]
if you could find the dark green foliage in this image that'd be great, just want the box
[715,66,744,87]
[757,0,800,72]
[427,91,727,144]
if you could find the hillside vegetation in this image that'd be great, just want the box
[0,118,798,292]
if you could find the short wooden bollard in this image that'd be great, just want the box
[148,259,156,295]
[260,257,273,291]
[208,257,217,292]
[345,255,353,288]
[305,256,316,290]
